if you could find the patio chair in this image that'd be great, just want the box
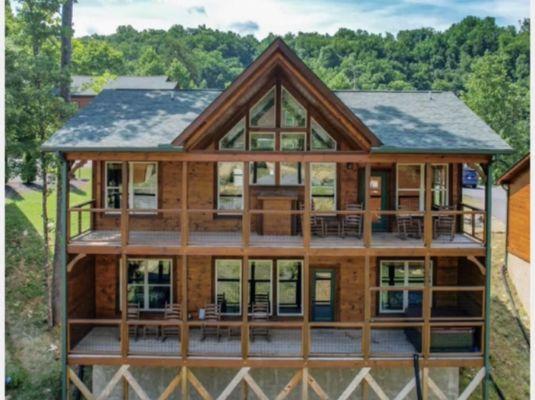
[433,205,457,241]
[200,303,221,341]
[299,202,325,237]
[396,211,422,240]
[250,302,271,342]
[341,203,363,238]
[127,303,141,341]
[161,303,181,342]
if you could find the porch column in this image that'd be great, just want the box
[181,161,188,247]
[242,162,250,248]
[363,255,371,359]
[241,255,249,359]
[58,153,69,400]
[302,255,310,359]
[303,162,311,249]
[424,163,432,247]
[181,255,188,359]
[120,254,128,358]
[120,161,128,247]
[363,165,371,247]
[483,161,493,400]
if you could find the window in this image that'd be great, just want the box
[217,162,243,210]
[105,162,122,209]
[250,132,275,151]
[250,162,275,185]
[127,259,172,311]
[281,132,305,151]
[130,162,157,210]
[215,259,242,315]
[280,162,303,185]
[311,119,336,150]
[277,260,303,315]
[397,164,424,211]
[311,163,337,211]
[379,260,429,313]
[281,87,306,128]
[432,164,449,207]
[219,118,245,150]
[248,260,273,314]
[105,162,158,210]
[250,87,276,128]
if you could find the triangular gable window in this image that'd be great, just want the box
[281,87,306,128]
[249,86,276,128]
[219,118,246,150]
[311,119,336,150]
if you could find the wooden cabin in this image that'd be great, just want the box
[498,154,530,316]
[44,39,512,399]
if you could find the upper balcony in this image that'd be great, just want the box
[67,160,487,255]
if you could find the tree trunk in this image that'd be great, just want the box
[40,152,54,329]
[53,0,74,325]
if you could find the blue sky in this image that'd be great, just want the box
[74,0,530,37]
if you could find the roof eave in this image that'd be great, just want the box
[371,147,515,155]
[41,144,185,153]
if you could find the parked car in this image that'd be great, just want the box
[462,166,478,188]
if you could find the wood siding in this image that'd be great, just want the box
[507,168,530,262]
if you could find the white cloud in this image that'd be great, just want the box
[72,0,530,38]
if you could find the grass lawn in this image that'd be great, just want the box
[4,171,530,398]
[5,170,91,399]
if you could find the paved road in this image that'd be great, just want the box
[463,185,507,224]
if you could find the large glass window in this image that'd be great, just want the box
[105,162,122,209]
[217,162,243,210]
[127,259,172,311]
[215,259,242,315]
[280,162,303,185]
[379,260,428,313]
[130,162,158,210]
[219,118,245,150]
[281,132,305,151]
[311,119,336,150]
[250,162,275,185]
[281,87,306,128]
[397,164,424,211]
[311,163,337,211]
[250,132,275,151]
[249,260,273,314]
[105,162,157,210]
[250,87,276,128]
[277,260,303,315]
[432,164,449,207]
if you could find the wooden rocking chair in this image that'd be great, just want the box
[250,302,271,342]
[161,303,181,342]
[127,303,141,341]
[341,203,363,238]
[200,303,221,341]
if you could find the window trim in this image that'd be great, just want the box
[125,258,173,312]
[281,86,307,129]
[129,162,158,213]
[249,131,276,152]
[280,162,304,186]
[378,259,432,314]
[215,259,243,316]
[248,259,273,315]
[276,259,304,316]
[310,118,337,151]
[216,162,244,211]
[310,162,337,211]
[431,163,449,207]
[104,161,123,213]
[280,131,307,152]
[249,161,276,186]
[396,163,424,211]
[218,118,246,151]
[249,86,277,129]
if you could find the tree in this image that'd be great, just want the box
[166,59,192,88]
[136,47,165,75]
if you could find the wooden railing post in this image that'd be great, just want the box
[423,255,431,359]
[120,254,128,359]
[243,162,250,248]
[303,162,311,249]
[302,255,310,359]
[242,255,249,359]
[364,164,371,247]
[181,161,189,247]
[363,255,371,359]
[181,255,188,359]
[121,161,129,247]
[424,163,432,248]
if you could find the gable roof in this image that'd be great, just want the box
[70,75,178,96]
[497,153,530,184]
[42,88,513,154]
[175,38,380,150]
[71,75,98,96]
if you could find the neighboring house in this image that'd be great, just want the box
[43,39,512,400]
[70,75,178,108]
[497,154,530,316]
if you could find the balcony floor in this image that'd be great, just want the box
[70,230,482,249]
[70,327,419,358]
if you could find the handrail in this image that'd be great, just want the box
[461,202,485,212]
[70,199,96,208]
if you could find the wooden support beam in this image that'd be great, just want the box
[468,163,487,184]
[423,254,431,359]
[67,253,87,273]
[307,372,329,400]
[468,256,486,276]
[424,163,432,248]
[338,368,370,400]
[181,255,188,359]
[302,255,310,359]
[181,366,189,400]
[243,372,269,400]
[242,256,249,359]
[303,162,311,249]
[157,372,181,400]
[422,367,429,400]
[68,367,95,400]
[120,255,128,358]
[96,365,130,400]
[242,162,250,248]
[275,370,302,400]
[217,367,250,400]
[187,368,212,400]
[301,367,309,400]
[363,374,389,400]
[363,256,371,359]
[427,376,448,400]
[121,161,129,247]
[122,369,150,400]
[393,377,416,400]
[364,164,371,247]
[458,368,486,400]
[181,161,189,247]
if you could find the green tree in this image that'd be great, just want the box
[72,39,125,74]
[166,59,192,88]
[136,47,165,75]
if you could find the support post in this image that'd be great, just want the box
[243,162,250,248]
[303,162,311,249]
[59,154,68,400]
[364,164,371,247]
[181,161,189,247]
[302,255,310,359]
[424,163,432,247]
[423,254,431,359]
[483,161,493,400]
[363,255,371,359]
[181,255,188,359]
[121,254,128,358]
[120,161,128,247]
[242,256,249,359]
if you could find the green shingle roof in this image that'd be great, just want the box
[43,89,512,154]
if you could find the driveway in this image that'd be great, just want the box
[463,185,507,226]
